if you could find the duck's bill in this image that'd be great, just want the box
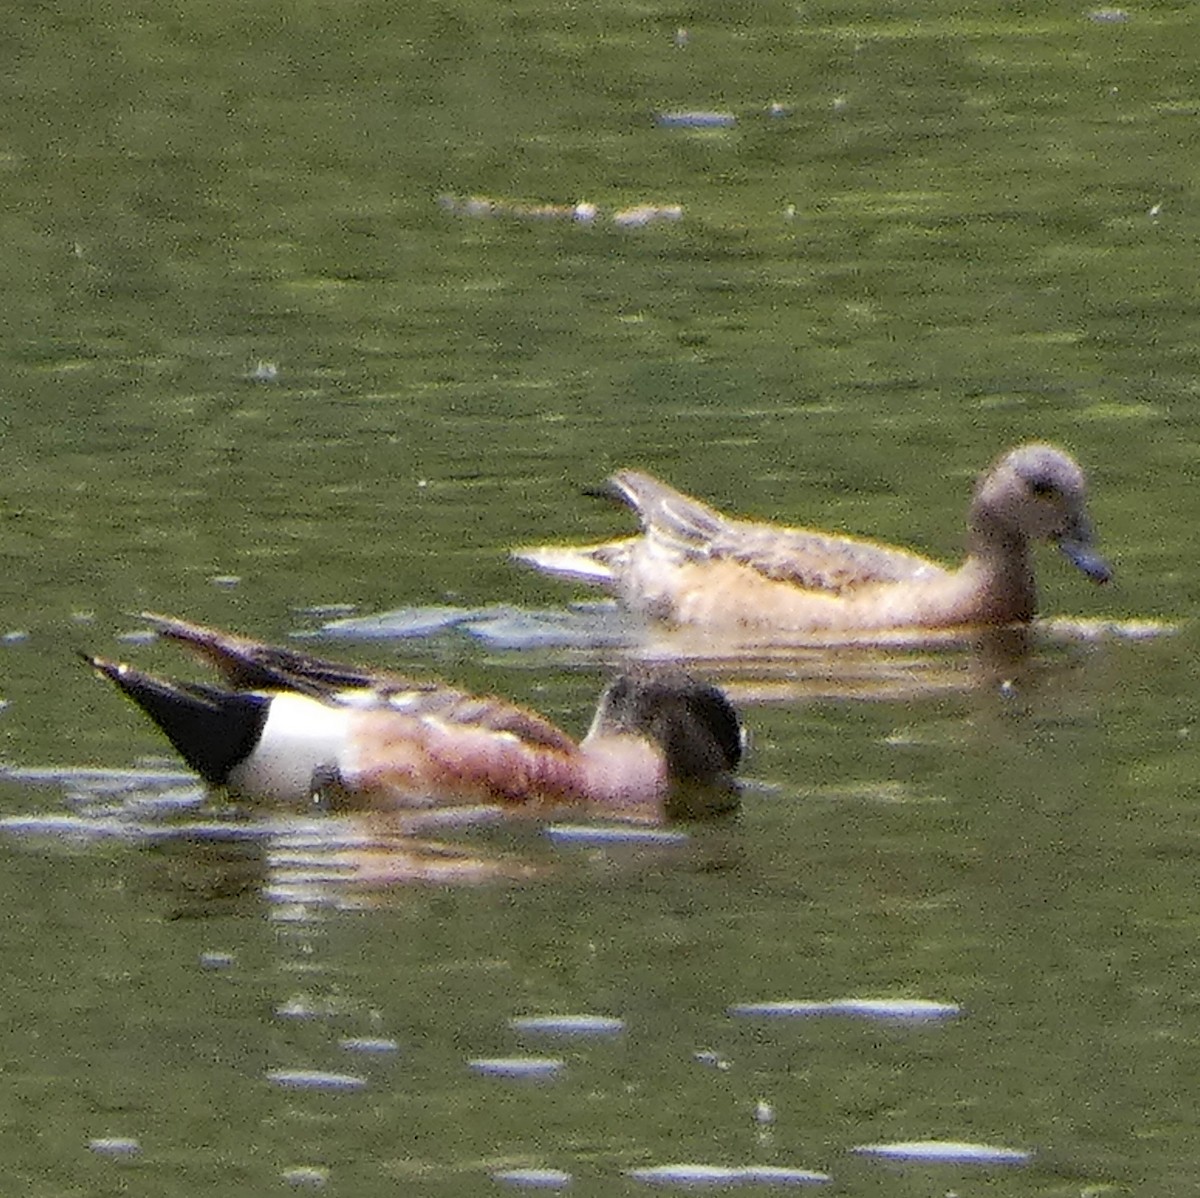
[1059,539,1113,584]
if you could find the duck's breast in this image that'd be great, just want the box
[226,693,356,801]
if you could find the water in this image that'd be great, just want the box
[1,0,1197,1194]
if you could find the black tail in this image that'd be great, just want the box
[83,655,270,786]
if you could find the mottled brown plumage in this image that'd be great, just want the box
[141,613,576,752]
[514,444,1111,633]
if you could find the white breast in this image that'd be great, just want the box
[226,692,356,802]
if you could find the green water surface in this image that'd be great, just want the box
[0,1,1197,1194]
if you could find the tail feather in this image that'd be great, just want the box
[84,654,269,786]
[607,471,726,540]
[510,543,626,587]
[138,612,389,695]
[514,471,731,592]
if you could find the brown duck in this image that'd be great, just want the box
[513,444,1111,633]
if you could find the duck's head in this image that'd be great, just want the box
[974,444,1112,583]
[587,668,744,815]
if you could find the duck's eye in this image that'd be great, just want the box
[1029,478,1058,499]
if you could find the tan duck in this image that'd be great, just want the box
[84,614,743,819]
[513,444,1112,633]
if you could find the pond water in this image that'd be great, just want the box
[1,1,1198,1194]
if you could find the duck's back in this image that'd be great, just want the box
[610,471,947,594]
[513,471,957,630]
[145,612,578,752]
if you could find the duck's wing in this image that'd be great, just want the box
[373,686,578,752]
[606,472,947,594]
[138,614,578,752]
[511,472,944,594]
[140,613,418,695]
[703,520,946,592]
[511,472,729,587]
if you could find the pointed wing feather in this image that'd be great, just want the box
[140,613,426,696]
[377,688,577,752]
[140,614,577,752]
[708,522,945,592]
[609,472,945,594]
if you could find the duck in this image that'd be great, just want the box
[512,443,1112,634]
[83,614,743,820]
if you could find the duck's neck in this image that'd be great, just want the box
[963,512,1037,623]
[576,734,668,821]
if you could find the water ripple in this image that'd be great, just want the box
[339,1037,401,1055]
[281,1165,330,1188]
[544,824,689,847]
[0,764,195,790]
[468,1057,565,1080]
[492,1168,573,1189]
[305,602,637,651]
[852,1141,1030,1165]
[510,1014,626,1038]
[265,1069,367,1092]
[307,606,491,640]
[0,812,265,845]
[628,1163,831,1186]
[464,604,635,649]
[88,1137,141,1160]
[655,111,737,128]
[729,998,960,1023]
